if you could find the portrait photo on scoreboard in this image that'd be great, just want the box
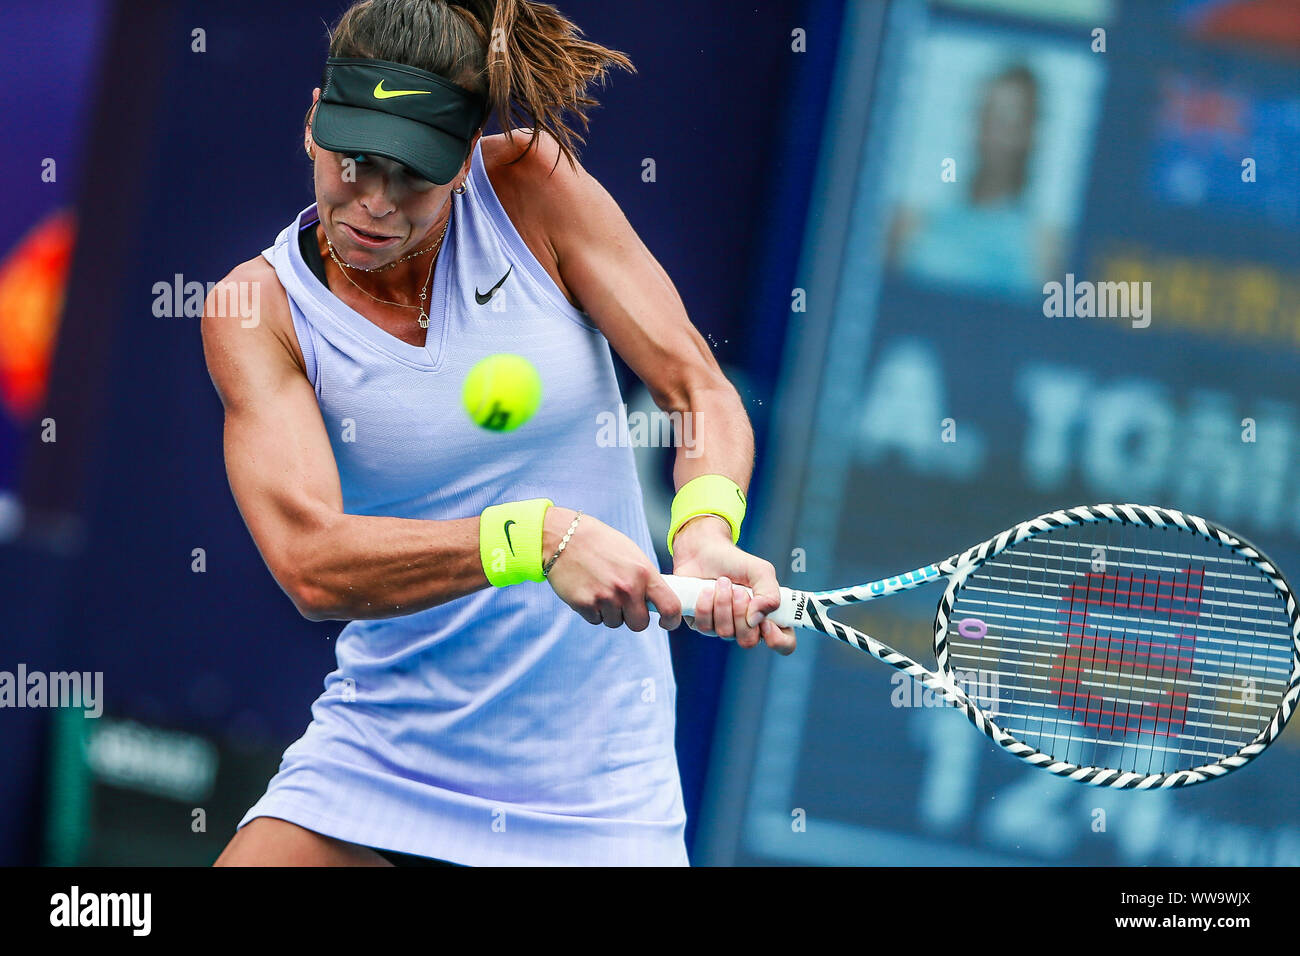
[883,23,1105,298]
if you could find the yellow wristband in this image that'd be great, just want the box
[480,498,553,586]
[667,475,747,556]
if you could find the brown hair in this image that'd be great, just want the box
[314,0,635,174]
[971,64,1038,204]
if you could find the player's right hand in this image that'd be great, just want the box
[543,507,683,632]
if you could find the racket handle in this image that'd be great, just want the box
[654,574,802,630]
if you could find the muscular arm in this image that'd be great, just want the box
[519,132,755,551]
[518,133,791,649]
[202,257,542,621]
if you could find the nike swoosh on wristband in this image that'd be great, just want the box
[373,81,432,99]
[476,265,514,304]
[503,519,517,555]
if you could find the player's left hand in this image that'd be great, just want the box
[669,517,796,655]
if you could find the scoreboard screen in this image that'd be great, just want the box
[698,0,1300,866]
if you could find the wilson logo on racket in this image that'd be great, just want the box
[1049,567,1203,739]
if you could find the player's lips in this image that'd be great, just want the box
[341,222,401,247]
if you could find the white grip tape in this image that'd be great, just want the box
[653,575,802,629]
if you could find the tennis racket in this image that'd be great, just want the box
[657,504,1300,789]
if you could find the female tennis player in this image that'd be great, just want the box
[204,0,794,867]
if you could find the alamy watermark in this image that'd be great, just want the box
[596,404,699,458]
[153,273,260,327]
[890,668,1003,716]
[0,664,102,717]
[1043,273,1151,329]
[50,886,150,936]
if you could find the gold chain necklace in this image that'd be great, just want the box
[325,210,450,329]
[327,229,443,273]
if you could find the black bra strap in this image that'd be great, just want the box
[299,219,328,286]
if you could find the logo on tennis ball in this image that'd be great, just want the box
[462,353,542,432]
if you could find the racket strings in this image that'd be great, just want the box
[959,577,1291,661]
[945,524,1295,776]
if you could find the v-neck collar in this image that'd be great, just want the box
[291,199,457,371]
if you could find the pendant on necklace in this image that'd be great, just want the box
[418,312,430,330]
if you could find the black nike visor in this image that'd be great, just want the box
[312,57,489,186]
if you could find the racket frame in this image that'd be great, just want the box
[673,503,1300,789]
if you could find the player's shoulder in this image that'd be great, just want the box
[223,252,280,284]
[480,128,603,256]
[218,253,286,302]
[482,128,589,193]
[202,254,289,328]
[200,253,304,386]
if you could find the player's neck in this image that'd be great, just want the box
[318,220,447,306]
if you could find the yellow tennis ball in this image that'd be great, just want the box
[462,353,543,432]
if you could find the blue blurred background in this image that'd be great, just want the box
[1,0,1297,866]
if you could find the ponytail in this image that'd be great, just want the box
[325,0,635,173]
